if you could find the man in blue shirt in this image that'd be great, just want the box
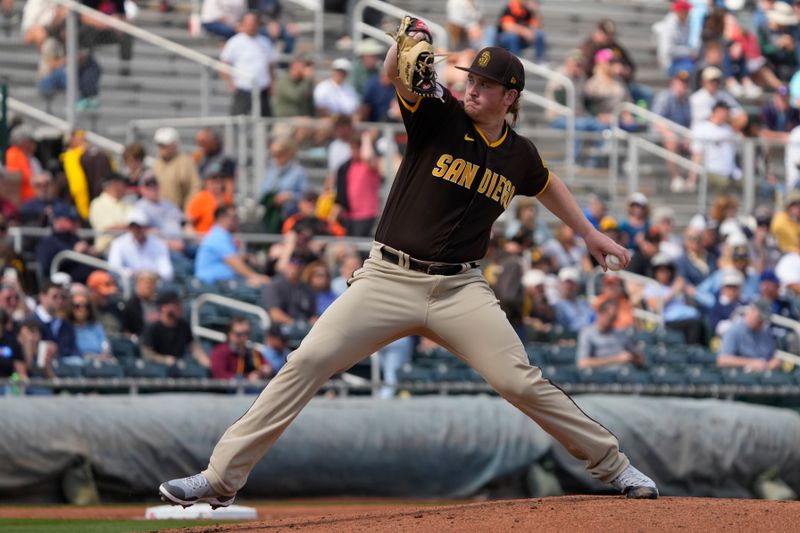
[717,299,779,372]
[553,267,594,333]
[194,205,270,286]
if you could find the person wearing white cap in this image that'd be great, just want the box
[618,192,650,252]
[553,266,593,333]
[759,1,799,81]
[107,209,174,281]
[717,298,779,372]
[350,38,386,96]
[521,269,556,340]
[219,11,278,116]
[313,57,360,117]
[152,127,201,210]
[708,267,745,335]
[689,66,746,128]
[643,253,706,344]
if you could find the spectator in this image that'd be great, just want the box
[62,130,112,212]
[16,319,55,379]
[122,142,147,197]
[761,85,800,143]
[251,0,298,55]
[141,290,209,368]
[121,271,159,337]
[35,204,95,284]
[553,267,593,333]
[759,269,796,320]
[21,0,63,48]
[689,67,747,130]
[787,125,800,192]
[542,222,589,272]
[496,0,546,63]
[0,309,25,381]
[751,205,782,272]
[326,114,354,186]
[4,125,39,203]
[619,192,650,252]
[200,0,246,40]
[195,205,270,286]
[579,19,644,103]
[360,63,397,123]
[505,197,552,246]
[186,162,231,235]
[1,279,32,324]
[446,0,484,51]
[195,128,236,184]
[31,279,79,362]
[584,49,634,130]
[272,54,315,117]
[651,206,682,260]
[259,138,308,222]
[107,210,174,281]
[220,11,277,116]
[582,194,607,231]
[210,316,271,380]
[88,172,131,254]
[490,236,528,340]
[262,256,316,328]
[577,299,640,370]
[152,127,201,210]
[689,101,741,192]
[545,50,608,161]
[521,269,556,340]
[696,239,761,309]
[724,11,783,95]
[37,28,102,109]
[350,39,385,97]
[690,41,727,90]
[86,270,125,337]
[643,253,705,345]
[654,0,697,76]
[676,224,712,287]
[0,219,23,286]
[757,2,799,81]
[331,254,362,296]
[652,70,693,192]
[717,299,779,371]
[78,0,133,77]
[334,131,381,237]
[591,273,634,331]
[313,58,359,117]
[68,291,113,361]
[770,190,800,254]
[302,261,336,316]
[707,268,745,335]
[18,170,69,228]
[134,172,186,251]
[282,191,346,237]
[257,324,288,375]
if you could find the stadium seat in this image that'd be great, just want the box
[687,346,718,366]
[578,367,618,384]
[397,364,434,383]
[544,346,578,366]
[759,371,794,386]
[615,367,650,385]
[646,344,689,367]
[125,359,170,378]
[685,366,722,386]
[51,360,83,378]
[109,337,140,362]
[721,368,760,386]
[649,366,685,385]
[170,360,210,379]
[658,330,686,346]
[541,365,579,384]
[82,360,125,379]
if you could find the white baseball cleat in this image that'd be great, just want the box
[159,473,235,509]
[610,464,659,499]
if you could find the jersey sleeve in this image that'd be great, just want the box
[397,85,459,143]
[516,139,551,197]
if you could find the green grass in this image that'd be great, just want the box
[0,518,243,533]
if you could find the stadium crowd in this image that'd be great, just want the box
[1,0,800,395]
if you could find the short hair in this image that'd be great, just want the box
[39,279,62,295]
[226,316,250,334]
[214,204,236,221]
[123,142,146,162]
[9,124,34,145]
[19,319,42,335]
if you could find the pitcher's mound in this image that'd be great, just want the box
[172,495,800,533]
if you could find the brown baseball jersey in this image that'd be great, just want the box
[374,86,551,263]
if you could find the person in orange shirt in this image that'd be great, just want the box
[185,161,231,235]
[496,0,546,63]
[5,125,39,202]
[592,273,634,330]
[281,191,346,237]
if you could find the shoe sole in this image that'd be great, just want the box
[158,484,235,510]
[625,486,659,499]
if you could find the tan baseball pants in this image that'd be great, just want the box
[203,242,629,495]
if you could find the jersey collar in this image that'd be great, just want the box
[473,122,509,148]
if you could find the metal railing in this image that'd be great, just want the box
[189,292,271,346]
[352,0,449,52]
[518,58,576,183]
[52,0,260,127]
[285,0,324,53]
[50,250,132,298]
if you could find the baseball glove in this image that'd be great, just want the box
[390,15,437,97]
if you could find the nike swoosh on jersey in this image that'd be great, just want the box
[464,134,475,141]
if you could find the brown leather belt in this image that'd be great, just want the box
[380,248,479,276]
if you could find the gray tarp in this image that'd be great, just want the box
[0,395,799,501]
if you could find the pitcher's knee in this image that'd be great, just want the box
[286,345,340,376]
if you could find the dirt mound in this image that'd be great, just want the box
[165,496,799,533]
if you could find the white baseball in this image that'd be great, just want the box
[605,254,623,271]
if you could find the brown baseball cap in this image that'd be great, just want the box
[456,47,525,92]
